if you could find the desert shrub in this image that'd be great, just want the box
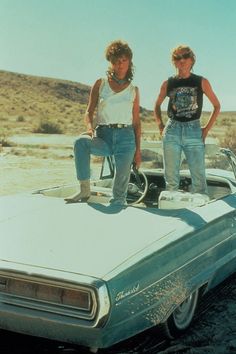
[10,148,27,156]
[220,127,236,154]
[206,155,231,170]
[0,116,8,121]
[218,113,236,127]
[33,118,63,134]
[0,131,13,147]
[17,115,25,122]
[39,144,49,149]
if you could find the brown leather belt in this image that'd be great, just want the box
[98,124,130,128]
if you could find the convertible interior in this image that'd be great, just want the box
[38,142,236,208]
[38,163,236,209]
[92,168,235,207]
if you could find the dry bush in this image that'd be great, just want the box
[16,115,25,122]
[39,144,49,149]
[0,130,14,147]
[33,118,63,134]
[220,127,236,153]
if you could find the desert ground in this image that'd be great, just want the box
[0,134,77,196]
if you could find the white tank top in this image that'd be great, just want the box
[96,78,136,125]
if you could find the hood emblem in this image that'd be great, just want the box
[115,284,140,302]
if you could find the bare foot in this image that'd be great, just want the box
[64,192,90,203]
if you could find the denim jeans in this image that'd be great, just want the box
[162,119,208,194]
[74,126,136,205]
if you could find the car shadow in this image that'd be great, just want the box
[87,193,236,228]
[87,202,125,214]
[87,200,207,228]
[128,204,208,229]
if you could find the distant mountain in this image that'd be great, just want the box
[0,70,154,135]
[0,70,234,138]
[0,70,93,134]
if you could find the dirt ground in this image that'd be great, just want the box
[0,134,77,196]
[1,134,236,353]
[0,153,76,195]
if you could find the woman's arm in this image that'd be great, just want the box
[84,79,102,136]
[154,80,168,135]
[201,78,221,141]
[132,87,142,168]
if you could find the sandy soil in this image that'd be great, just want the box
[0,134,77,196]
[0,154,76,195]
[0,134,236,353]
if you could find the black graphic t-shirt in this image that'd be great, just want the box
[167,74,203,122]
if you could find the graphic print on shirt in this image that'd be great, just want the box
[169,87,198,119]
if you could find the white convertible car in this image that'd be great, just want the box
[0,141,236,353]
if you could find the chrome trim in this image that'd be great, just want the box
[220,148,236,180]
[95,282,111,327]
[114,234,234,305]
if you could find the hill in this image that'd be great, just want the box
[0,70,91,135]
[0,70,235,142]
[0,70,154,136]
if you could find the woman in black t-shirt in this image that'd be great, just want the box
[154,45,220,194]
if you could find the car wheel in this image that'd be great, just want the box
[162,289,199,339]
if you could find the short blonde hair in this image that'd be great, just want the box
[171,45,196,67]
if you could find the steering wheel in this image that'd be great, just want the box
[127,165,148,204]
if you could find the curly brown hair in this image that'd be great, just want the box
[105,40,134,81]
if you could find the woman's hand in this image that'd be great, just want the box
[134,149,142,169]
[158,122,165,136]
[86,127,94,138]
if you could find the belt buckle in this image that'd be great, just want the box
[117,124,122,128]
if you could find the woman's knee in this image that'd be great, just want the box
[74,135,91,151]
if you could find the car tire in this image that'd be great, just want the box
[162,289,199,339]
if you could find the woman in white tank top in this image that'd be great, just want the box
[65,40,141,205]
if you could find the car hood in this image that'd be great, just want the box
[0,193,233,280]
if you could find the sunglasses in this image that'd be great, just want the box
[173,53,192,60]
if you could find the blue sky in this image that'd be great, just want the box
[0,0,235,111]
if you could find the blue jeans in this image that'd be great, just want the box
[162,119,208,194]
[74,126,136,205]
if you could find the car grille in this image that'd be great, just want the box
[0,274,97,320]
